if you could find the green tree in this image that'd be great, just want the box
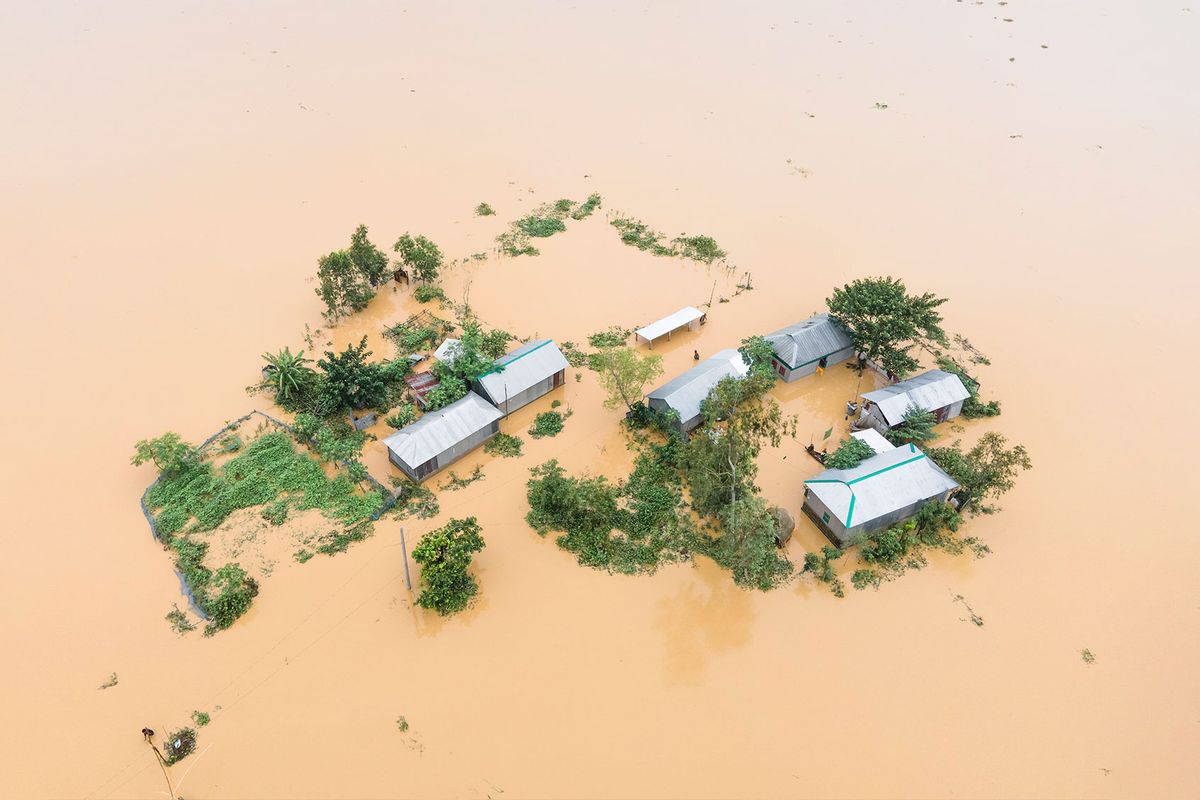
[714,495,793,590]
[825,436,875,469]
[316,250,375,321]
[681,372,794,517]
[827,277,947,378]
[131,433,197,477]
[737,335,777,379]
[884,404,938,445]
[590,346,664,410]
[261,347,314,402]
[317,336,389,412]
[203,563,259,633]
[412,517,486,615]
[348,224,391,287]
[927,432,1032,514]
[424,373,467,411]
[394,233,444,284]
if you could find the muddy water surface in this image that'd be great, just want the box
[2,2,1197,798]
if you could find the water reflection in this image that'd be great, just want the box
[654,558,754,685]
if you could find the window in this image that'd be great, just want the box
[822,511,830,524]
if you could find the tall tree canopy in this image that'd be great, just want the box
[827,277,947,378]
[412,517,486,615]
[348,224,391,287]
[928,432,1032,514]
[394,233,444,284]
[316,250,375,321]
[590,346,664,410]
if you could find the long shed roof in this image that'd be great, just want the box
[805,444,958,529]
[475,340,570,404]
[647,348,748,423]
[635,306,703,343]
[764,313,854,370]
[383,393,502,468]
[861,369,971,427]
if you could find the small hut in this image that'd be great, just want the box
[802,444,959,546]
[473,339,570,415]
[646,349,749,437]
[634,306,704,347]
[856,369,970,434]
[763,313,855,382]
[382,393,503,481]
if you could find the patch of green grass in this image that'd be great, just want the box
[474,202,495,216]
[483,432,523,458]
[191,710,211,727]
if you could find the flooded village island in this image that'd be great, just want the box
[133,200,1031,769]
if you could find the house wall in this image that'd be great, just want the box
[858,406,891,435]
[478,370,565,415]
[774,345,856,383]
[801,489,851,546]
[845,489,954,542]
[647,397,702,439]
[388,420,500,483]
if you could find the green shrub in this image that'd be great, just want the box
[203,563,259,634]
[261,499,289,526]
[162,727,197,766]
[587,326,630,349]
[474,202,495,216]
[191,710,211,727]
[386,403,418,429]
[529,410,565,438]
[825,437,875,469]
[413,284,447,304]
[483,433,523,458]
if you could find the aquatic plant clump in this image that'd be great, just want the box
[484,433,523,458]
[609,215,728,263]
[529,410,567,438]
[496,194,602,257]
[161,727,197,766]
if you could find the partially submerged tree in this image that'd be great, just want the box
[825,436,875,469]
[714,495,793,590]
[412,517,486,615]
[884,404,938,445]
[394,233,444,284]
[348,224,391,287]
[827,277,947,378]
[261,347,314,403]
[590,346,664,411]
[317,336,391,413]
[131,433,198,477]
[681,372,795,517]
[927,432,1032,514]
[316,250,375,321]
[737,335,777,379]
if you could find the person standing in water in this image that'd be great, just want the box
[816,356,828,375]
[693,350,700,361]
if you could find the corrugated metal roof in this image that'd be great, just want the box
[475,339,570,404]
[764,313,853,370]
[433,337,461,365]
[635,306,703,342]
[850,429,895,455]
[805,444,958,529]
[861,369,971,426]
[647,349,749,423]
[382,393,502,468]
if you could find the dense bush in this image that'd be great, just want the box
[825,437,875,469]
[412,517,485,615]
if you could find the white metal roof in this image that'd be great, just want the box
[646,348,748,423]
[474,340,570,404]
[861,369,971,427]
[635,306,703,343]
[850,429,895,455]
[764,313,853,369]
[805,444,959,529]
[433,337,462,365]
[382,393,502,468]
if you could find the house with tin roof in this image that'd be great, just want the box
[383,393,503,481]
[646,349,749,437]
[473,339,570,415]
[802,443,959,546]
[856,369,971,435]
[763,313,855,382]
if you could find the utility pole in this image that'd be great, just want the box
[399,527,412,591]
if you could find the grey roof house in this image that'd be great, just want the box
[646,349,749,436]
[383,393,503,481]
[803,443,959,546]
[763,313,855,382]
[473,339,570,415]
[856,369,971,435]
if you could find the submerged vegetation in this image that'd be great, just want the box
[315,225,391,321]
[412,517,486,615]
[529,409,568,438]
[609,215,728,264]
[827,276,947,378]
[496,193,602,256]
[824,436,875,469]
[483,432,523,458]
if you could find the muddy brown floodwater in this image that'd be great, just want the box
[1,2,1197,798]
